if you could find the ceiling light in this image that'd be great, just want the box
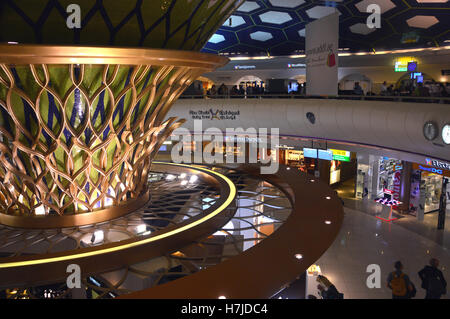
[179,173,187,179]
[218,295,227,299]
[181,180,188,186]
[325,220,332,224]
[189,175,198,183]
[295,253,303,260]
[136,224,147,234]
[325,196,331,200]
[90,230,104,245]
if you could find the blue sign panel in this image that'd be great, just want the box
[303,148,317,159]
[318,149,333,161]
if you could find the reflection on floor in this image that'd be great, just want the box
[311,206,450,299]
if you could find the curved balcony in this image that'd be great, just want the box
[169,94,450,161]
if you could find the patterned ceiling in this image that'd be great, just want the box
[201,0,450,56]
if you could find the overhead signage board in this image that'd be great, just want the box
[303,148,318,158]
[318,149,333,161]
[394,57,416,72]
[234,65,256,70]
[329,149,351,162]
[303,148,351,161]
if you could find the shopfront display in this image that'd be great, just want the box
[377,157,403,197]
[411,163,450,214]
[356,163,369,199]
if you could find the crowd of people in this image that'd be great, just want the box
[378,79,450,97]
[206,83,266,97]
[183,79,450,100]
[308,258,446,299]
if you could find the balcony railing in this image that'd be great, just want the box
[179,93,450,104]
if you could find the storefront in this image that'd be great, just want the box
[356,155,404,200]
[410,163,450,214]
[278,147,316,174]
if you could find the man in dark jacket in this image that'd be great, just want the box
[418,258,447,299]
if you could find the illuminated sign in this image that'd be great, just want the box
[303,148,317,158]
[307,264,322,276]
[329,149,351,162]
[425,158,450,170]
[407,61,418,72]
[234,65,256,70]
[419,165,443,175]
[287,150,302,161]
[394,57,416,72]
[318,149,333,161]
[287,63,306,68]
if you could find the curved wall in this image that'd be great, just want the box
[167,98,450,161]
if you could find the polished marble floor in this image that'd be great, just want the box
[310,206,450,299]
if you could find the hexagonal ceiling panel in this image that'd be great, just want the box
[406,15,440,29]
[349,23,377,35]
[208,34,226,44]
[201,0,450,57]
[268,0,306,8]
[355,0,396,14]
[259,11,292,24]
[250,31,273,41]
[237,1,260,12]
[298,28,305,37]
[306,6,340,19]
[223,15,246,28]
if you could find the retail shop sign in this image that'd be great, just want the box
[329,149,351,162]
[414,163,450,177]
[425,158,450,170]
[189,109,240,120]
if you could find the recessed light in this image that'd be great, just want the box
[166,174,175,181]
[189,175,198,183]
[325,196,331,200]
[218,295,226,299]
[295,253,303,260]
[325,220,331,224]
[310,179,315,182]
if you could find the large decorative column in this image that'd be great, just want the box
[0,0,240,228]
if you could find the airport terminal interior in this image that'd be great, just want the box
[0,0,449,300]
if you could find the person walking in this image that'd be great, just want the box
[387,261,414,299]
[316,275,344,299]
[418,258,447,299]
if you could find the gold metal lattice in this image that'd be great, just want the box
[0,46,227,225]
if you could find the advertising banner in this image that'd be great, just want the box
[305,12,339,96]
